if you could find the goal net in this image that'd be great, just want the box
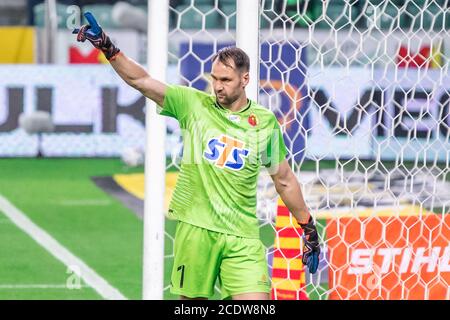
[162,0,450,300]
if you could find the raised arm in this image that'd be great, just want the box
[109,54,166,106]
[74,12,166,106]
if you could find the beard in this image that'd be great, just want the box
[216,87,242,106]
[217,94,235,106]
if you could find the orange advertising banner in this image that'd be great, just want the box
[327,214,450,300]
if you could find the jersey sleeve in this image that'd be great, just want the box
[157,85,193,121]
[261,116,288,169]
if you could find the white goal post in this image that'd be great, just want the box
[143,0,170,300]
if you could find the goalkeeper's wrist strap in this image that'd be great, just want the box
[299,215,313,228]
[299,216,318,239]
[106,48,121,61]
[102,44,120,61]
[101,35,120,61]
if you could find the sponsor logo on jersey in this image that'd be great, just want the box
[228,114,241,123]
[203,134,249,170]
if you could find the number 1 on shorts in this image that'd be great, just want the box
[177,265,185,288]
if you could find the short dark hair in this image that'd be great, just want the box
[211,47,250,73]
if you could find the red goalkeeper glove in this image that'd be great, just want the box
[73,12,120,61]
[300,216,320,274]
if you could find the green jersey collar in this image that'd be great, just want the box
[214,98,252,114]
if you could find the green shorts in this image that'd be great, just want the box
[170,221,271,299]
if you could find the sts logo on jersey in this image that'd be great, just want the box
[203,135,249,170]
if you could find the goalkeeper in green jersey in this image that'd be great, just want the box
[74,13,320,300]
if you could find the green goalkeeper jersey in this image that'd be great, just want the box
[158,85,287,239]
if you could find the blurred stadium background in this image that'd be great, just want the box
[0,0,449,300]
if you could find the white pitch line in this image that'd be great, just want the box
[0,195,127,300]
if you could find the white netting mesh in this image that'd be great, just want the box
[164,0,450,300]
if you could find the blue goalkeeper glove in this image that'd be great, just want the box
[300,216,320,274]
[72,12,120,61]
